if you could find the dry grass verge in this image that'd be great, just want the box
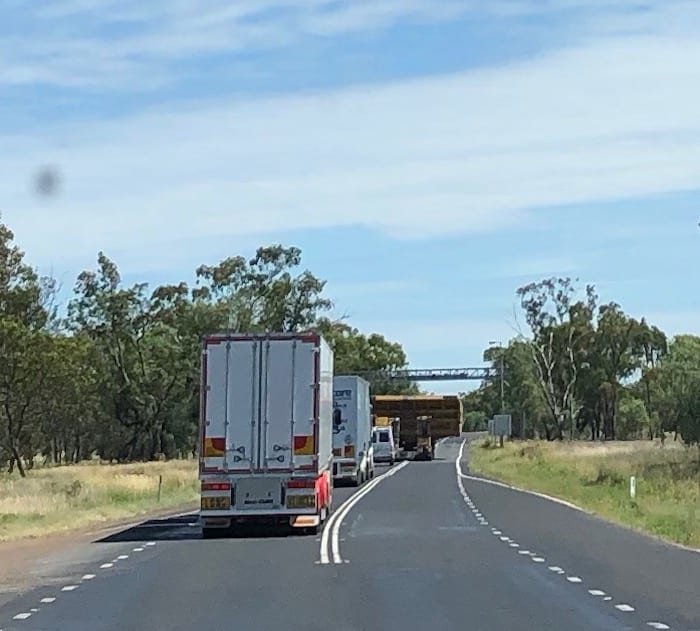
[469,439,700,549]
[0,460,198,542]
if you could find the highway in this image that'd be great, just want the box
[1,437,698,630]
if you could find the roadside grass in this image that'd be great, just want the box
[0,460,198,542]
[468,439,700,549]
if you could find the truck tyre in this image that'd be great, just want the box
[202,527,219,539]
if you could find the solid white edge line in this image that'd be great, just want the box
[320,476,381,564]
[320,461,408,564]
[458,471,586,512]
[331,460,409,563]
[457,439,700,556]
[330,478,383,564]
[330,461,409,563]
[457,437,666,625]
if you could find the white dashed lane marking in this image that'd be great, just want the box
[549,566,566,575]
[454,439,673,631]
[5,541,161,626]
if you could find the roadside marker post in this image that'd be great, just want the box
[630,475,636,499]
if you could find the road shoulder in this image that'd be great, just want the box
[0,502,197,599]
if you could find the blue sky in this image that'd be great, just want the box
[2,0,700,394]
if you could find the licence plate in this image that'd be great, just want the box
[201,496,229,510]
[286,494,315,509]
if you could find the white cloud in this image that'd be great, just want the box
[3,29,700,272]
[0,0,467,88]
[352,315,516,393]
[360,316,519,355]
[492,255,579,280]
[4,1,699,89]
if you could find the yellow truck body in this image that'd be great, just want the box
[370,395,462,452]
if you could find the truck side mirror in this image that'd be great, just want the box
[333,408,341,428]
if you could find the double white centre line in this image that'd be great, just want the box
[319,461,408,564]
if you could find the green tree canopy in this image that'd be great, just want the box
[0,222,419,474]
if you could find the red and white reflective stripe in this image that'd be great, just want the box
[286,478,316,489]
[201,482,231,491]
[204,333,319,346]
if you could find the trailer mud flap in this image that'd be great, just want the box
[290,515,321,528]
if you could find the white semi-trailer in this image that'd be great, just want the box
[332,375,374,486]
[198,333,334,537]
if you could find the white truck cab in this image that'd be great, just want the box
[371,425,397,465]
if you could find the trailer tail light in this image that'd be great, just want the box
[286,478,316,489]
[286,494,316,509]
[201,482,231,491]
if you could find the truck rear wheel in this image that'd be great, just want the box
[202,527,220,539]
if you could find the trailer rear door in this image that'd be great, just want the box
[201,335,319,473]
[201,338,260,472]
[259,337,317,471]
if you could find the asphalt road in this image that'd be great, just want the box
[1,438,698,631]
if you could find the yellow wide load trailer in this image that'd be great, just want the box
[370,395,462,455]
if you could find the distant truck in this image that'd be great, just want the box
[332,376,374,486]
[370,395,462,458]
[198,333,334,537]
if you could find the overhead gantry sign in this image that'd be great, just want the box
[348,367,499,381]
